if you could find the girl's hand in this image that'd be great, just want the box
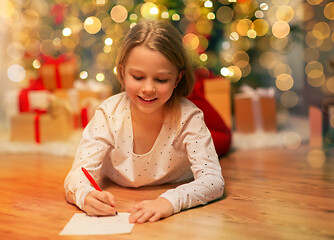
[84,190,117,216]
[128,197,174,223]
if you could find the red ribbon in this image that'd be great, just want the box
[40,54,68,89]
[81,108,89,128]
[33,110,47,144]
[18,78,46,113]
[34,114,41,144]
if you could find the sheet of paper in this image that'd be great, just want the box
[60,212,134,235]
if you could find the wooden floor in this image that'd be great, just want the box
[0,146,333,240]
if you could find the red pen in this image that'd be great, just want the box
[81,167,102,191]
[81,167,117,212]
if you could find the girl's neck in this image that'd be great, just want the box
[130,103,164,126]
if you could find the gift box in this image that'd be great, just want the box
[80,98,101,128]
[203,77,231,128]
[234,94,256,133]
[11,113,72,143]
[10,99,73,143]
[309,105,323,147]
[53,79,112,113]
[19,89,51,113]
[309,97,334,148]
[39,54,77,90]
[234,85,277,133]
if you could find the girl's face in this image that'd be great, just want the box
[121,46,181,116]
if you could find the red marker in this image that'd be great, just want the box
[82,167,117,212]
[81,167,102,191]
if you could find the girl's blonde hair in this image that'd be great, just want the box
[116,19,195,116]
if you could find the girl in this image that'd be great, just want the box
[64,20,225,224]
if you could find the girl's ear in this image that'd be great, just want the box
[119,64,125,78]
[175,70,185,87]
[119,65,126,89]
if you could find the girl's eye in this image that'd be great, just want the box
[156,78,168,83]
[133,75,143,80]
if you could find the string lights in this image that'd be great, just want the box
[2,0,333,106]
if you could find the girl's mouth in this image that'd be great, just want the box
[138,96,158,102]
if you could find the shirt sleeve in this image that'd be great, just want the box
[160,104,224,213]
[64,105,114,210]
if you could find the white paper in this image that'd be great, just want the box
[60,213,134,235]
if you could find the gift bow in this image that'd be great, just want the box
[40,54,70,89]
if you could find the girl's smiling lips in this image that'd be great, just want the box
[138,96,158,102]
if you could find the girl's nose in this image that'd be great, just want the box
[142,80,156,94]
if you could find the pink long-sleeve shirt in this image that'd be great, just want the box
[64,92,224,213]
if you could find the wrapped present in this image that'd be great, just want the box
[309,97,334,148]
[309,105,322,147]
[4,78,51,130]
[53,79,112,113]
[203,77,231,128]
[53,79,112,128]
[234,85,277,133]
[19,89,51,113]
[39,54,77,90]
[80,97,101,128]
[17,78,51,113]
[10,99,73,143]
[234,94,256,133]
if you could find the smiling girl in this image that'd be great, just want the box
[64,20,224,223]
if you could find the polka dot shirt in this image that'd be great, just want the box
[64,92,224,213]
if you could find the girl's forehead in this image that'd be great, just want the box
[125,46,178,72]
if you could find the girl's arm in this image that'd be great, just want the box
[160,107,224,213]
[64,106,115,211]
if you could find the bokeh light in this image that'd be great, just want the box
[326,76,334,93]
[183,33,200,50]
[307,74,326,88]
[226,65,242,82]
[259,51,279,69]
[6,42,25,60]
[62,28,72,36]
[216,6,234,23]
[306,0,323,5]
[312,22,331,40]
[32,60,41,69]
[96,73,105,82]
[141,2,158,19]
[80,71,88,79]
[252,19,269,36]
[276,73,294,91]
[280,91,299,108]
[7,64,26,82]
[307,149,326,168]
[324,2,334,20]
[283,132,301,149]
[236,19,252,36]
[84,16,102,34]
[272,21,290,38]
[111,5,128,23]
[305,61,324,79]
[104,38,113,45]
[276,5,294,22]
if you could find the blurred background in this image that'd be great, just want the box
[0,0,333,159]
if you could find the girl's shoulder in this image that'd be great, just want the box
[98,92,129,114]
[179,97,204,120]
[180,97,202,114]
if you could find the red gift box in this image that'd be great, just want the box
[39,54,77,90]
[11,99,73,143]
[234,85,277,134]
